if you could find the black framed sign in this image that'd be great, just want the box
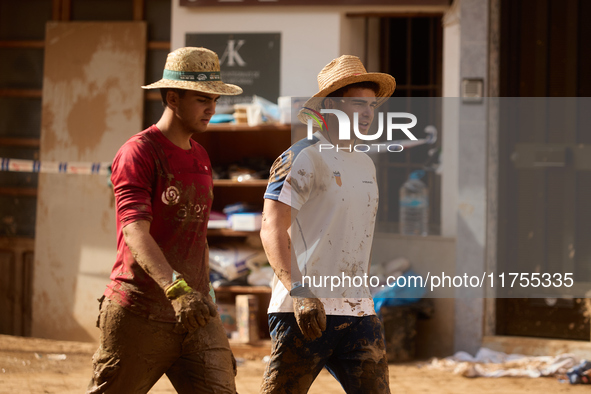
[186,32,281,106]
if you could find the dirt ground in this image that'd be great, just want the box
[0,334,588,394]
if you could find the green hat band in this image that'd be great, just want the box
[163,69,221,82]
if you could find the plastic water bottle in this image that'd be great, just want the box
[399,170,429,236]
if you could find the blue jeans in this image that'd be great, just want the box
[260,313,390,394]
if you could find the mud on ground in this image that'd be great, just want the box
[0,334,588,394]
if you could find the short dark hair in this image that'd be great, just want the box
[160,88,187,108]
[327,81,380,98]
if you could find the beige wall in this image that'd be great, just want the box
[33,22,146,342]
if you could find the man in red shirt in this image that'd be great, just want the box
[87,47,242,394]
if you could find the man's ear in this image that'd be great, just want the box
[166,90,179,109]
[323,97,336,110]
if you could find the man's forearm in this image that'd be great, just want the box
[123,220,175,291]
[261,226,299,291]
[260,201,303,292]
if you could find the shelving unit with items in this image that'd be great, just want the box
[192,123,291,342]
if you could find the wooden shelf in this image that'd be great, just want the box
[147,41,170,50]
[207,228,259,237]
[0,89,43,99]
[214,285,271,295]
[203,121,287,343]
[0,40,44,49]
[0,188,38,197]
[0,138,40,148]
[213,179,267,187]
[206,123,291,133]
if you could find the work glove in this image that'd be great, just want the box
[290,284,327,341]
[165,278,217,332]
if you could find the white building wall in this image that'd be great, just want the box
[172,7,341,98]
[171,4,450,97]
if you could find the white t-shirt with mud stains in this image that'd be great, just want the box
[264,131,378,317]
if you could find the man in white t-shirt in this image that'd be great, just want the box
[260,55,396,393]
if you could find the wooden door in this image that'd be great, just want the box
[497,0,591,340]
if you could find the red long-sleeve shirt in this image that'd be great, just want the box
[104,125,213,322]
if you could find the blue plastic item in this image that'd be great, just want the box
[373,270,426,314]
[210,114,234,123]
[409,169,425,180]
[567,359,591,384]
[222,202,259,215]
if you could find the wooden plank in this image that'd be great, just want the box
[52,0,61,20]
[0,188,38,198]
[547,0,569,97]
[12,249,24,336]
[579,1,591,96]
[0,237,35,249]
[564,0,578,97]
[61,0,71,21]
[133,0,144,21]
[147,41,171,50]
[0,138,41,148]
[0,89,43,98]
[0,251,15,335]
[0,41,44,49]
[21,251,33,336]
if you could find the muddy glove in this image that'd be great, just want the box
[290,284,327,341]
[165,278,217,332]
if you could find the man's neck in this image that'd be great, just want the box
[156,110,193,150]
[321,120,356,148]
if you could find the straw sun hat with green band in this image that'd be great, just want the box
[142,47,243,96]
[298,55,396,126]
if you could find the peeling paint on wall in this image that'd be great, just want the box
[34,22,146,342]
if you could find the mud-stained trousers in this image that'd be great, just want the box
[260,313,390,394]
[86,298,236,394]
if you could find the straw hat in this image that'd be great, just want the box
[142,47,243,95]
[298,55,396,125]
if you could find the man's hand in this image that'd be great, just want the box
[292,296,327,341]
[166,279,217,332]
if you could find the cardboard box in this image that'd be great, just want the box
[217,303,237,337]
[235,295,259,344]
[230,213,262,231]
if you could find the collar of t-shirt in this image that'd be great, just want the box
[313,130,361,155]
[151,125,196,153]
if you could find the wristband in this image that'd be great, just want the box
[289,283,317,298]
[165,278,193,300]
[209,282,216,303]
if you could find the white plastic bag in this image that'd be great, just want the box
[209,243,261,281]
